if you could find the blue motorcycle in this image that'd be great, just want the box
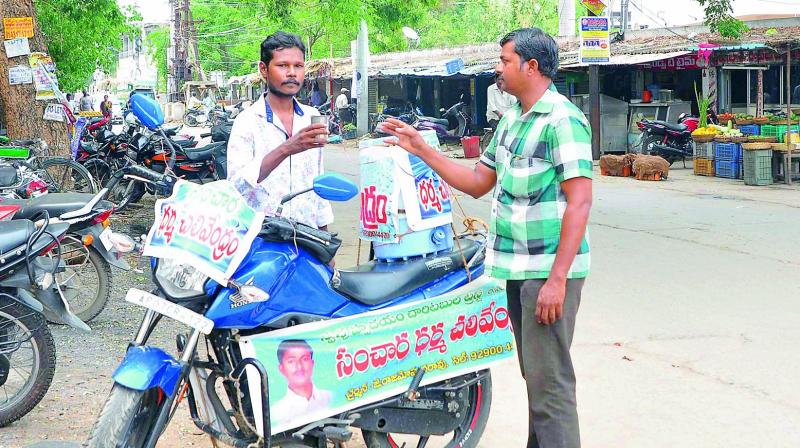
[86,95,493,448]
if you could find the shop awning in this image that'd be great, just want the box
[560,50,692,68]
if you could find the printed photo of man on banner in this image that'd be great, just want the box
[239,276,514,436]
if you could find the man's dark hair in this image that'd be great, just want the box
[500,28,559,79]
[66,93,72,100]
[276,339,313,364]
[261,31,306,66]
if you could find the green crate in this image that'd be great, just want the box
[775,125,799,143]
[743,149,773,186]
[760,125,779,140]
[0,146,30,159]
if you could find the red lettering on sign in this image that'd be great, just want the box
[360,185,388,231]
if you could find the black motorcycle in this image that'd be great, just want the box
[636,117,695,166]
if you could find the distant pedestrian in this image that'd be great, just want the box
[486,75,516,129]
[310,83,327,108]
[66,93,77,113]
[100,95,113,118]
[335,88,351,123]
[79,90,94,112]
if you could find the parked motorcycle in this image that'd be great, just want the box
[85,95,494,448]
[637,116,695,165]
[416,99,471,144]
[0,189,129,323]
[0,212,91,427]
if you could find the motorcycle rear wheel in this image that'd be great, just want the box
[361,372,492,448]
[86,384,163,448]
[0,299,56,427]
[45,239,111,324]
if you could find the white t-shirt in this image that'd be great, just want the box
[486,83,517,122]
[272,386,333,426]
[335,94,349,110]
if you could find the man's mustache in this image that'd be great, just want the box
[282,80,300,86]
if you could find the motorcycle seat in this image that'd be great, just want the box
[332,239,481,306]
[650,120,688,132]
[185,142,225,161]
[0,220,36,253]
[80,141,97,155]
[419,116,449,126]
[0,165,19,188]
[9,193,107,221]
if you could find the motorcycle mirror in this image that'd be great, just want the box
[312,173,358,202]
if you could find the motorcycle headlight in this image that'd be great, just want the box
[155,258,208,299]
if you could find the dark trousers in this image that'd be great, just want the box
[506,278,585,448]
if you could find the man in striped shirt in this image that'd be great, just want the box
[381,28,593,448]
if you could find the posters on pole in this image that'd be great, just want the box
[581,0,607,16]
[4,37,31,58]
[8,65,33,85]
[2,17,34,40]
[239,276,515,436]
[579,16,610,64]
[43,103,65,122]
[28,52,59,100]
[143,180,265,285]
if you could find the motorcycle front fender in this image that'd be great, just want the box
[113,346,183,397]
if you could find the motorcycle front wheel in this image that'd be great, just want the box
[0,298,56,427]
[361,372,492,448]
[86,384,164,448]
[46,237,111,324]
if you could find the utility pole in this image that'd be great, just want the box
[588,6,602,160]
[168,0,191,101]
[559,0,577,37]
[356,20,369,137]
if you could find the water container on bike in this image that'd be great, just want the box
[358,131,454,261]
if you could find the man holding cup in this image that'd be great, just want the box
[227,31,333,230]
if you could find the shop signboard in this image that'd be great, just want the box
[579,16,610,64]
[638,55,702,71]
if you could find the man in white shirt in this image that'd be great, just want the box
[227,31,333,230]
[335,88,351,123]
[486,76,516,129]
[272,339,333,426]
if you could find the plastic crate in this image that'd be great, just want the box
[737,124,760,136]
[694,157,715,176]
[775,125,799,143]
[715,160,742,179]
[714,142,742,161]
[760,125,779,140]
[743,149,773,186]
[694,142,714,159]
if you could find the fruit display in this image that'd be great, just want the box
[712,121,743,137]
[718,112,737,122]
[691,126,718,137]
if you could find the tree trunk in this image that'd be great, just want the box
[0,0,71,155]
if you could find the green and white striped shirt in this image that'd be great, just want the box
[479,87,593,280]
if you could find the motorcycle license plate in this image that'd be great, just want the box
[99,227,114,251]
[125,288,214,334]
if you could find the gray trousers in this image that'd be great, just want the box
[506,278,585,448]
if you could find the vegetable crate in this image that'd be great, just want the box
[694,157,715,176]
[715,159,742,179]
[694,142,714,159]
[743,149,773,186]
[775,125,799,143]
[760,125,779,141]
[737,124,760,136]
[714,142,742,162]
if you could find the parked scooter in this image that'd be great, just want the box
[415,99,470,144]
[0,212,90,427]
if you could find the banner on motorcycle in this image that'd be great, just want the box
[239,276,514,436]
[143,180,265,284]
[358,130,451,243]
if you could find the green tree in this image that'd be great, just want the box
[695,0,748,39]
[36,0,138,91]
[146,27,170,92]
